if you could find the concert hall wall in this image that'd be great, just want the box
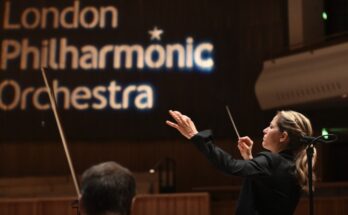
[4,0,347,190]
[0,0,287,141]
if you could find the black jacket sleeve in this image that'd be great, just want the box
[191,130,278,178]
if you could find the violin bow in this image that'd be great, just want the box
[41,67,81,198]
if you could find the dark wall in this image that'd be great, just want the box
[0,0,288,141]
[0,0,292,189]
[2,0,346,188]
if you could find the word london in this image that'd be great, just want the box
[3,1,118,29]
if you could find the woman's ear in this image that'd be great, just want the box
[280,131,289,144]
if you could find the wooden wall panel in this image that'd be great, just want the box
[0,197,77,215]
[131,193,210,215]
[0,195,348,215]
[295,197,348,215]
[0,140,243,192]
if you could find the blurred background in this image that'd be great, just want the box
[1,0,348,214]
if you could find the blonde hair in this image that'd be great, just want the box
[276,110,317,192]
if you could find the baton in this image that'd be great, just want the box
[225,105,240,139]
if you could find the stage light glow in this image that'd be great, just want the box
[322,12,328,20]
[321,128,329,139]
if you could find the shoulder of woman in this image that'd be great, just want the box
[254,151,284,167]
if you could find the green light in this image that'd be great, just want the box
[322,12,328,20]
[322,128,329,139]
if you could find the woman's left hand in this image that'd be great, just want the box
[238,136,254,160]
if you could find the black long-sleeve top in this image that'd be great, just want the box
[191,130,301,215]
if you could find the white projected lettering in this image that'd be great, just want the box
[0,37,214,71]
[0,79,154,111]
[3,1,118,29]
[0,1,216,112]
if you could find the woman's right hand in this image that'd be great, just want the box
[166,110,198,139]
[238,136,254,160]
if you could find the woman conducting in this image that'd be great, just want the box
[166,110,316,215]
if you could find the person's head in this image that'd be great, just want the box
[80,161,136,215]
[262,110,313,153]
[262,110,316,192]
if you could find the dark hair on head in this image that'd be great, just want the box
[276,110,317,192]
[81,161,136,215]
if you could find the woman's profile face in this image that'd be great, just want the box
[262,115,283,152]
